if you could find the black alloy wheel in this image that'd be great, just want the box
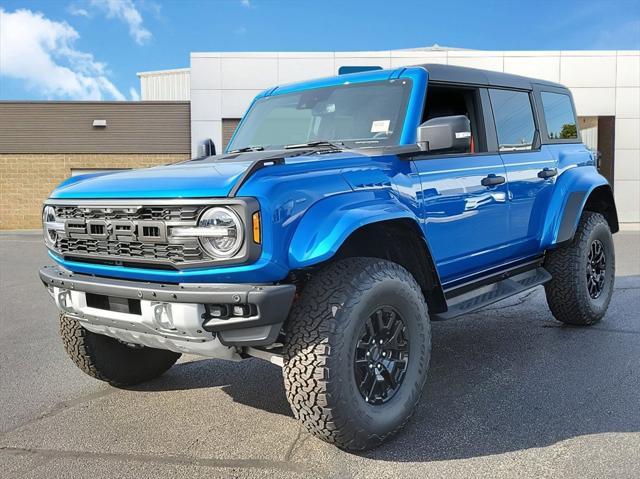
[586,239,606,299]
[354,306,409,405]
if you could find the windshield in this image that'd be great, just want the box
[227,79,412,151]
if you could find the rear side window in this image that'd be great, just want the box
[541,92,578,140]
[489,89,536,151]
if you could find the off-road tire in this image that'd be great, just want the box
[544,211,615,325]
[283,257,431,451]
[59,314,181,386]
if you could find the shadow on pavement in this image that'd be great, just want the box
[133,356,294,418]
[133,276,640,462]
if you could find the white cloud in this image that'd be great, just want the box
[89,0,151,45]
[240,0,251,8]
[0,8,125,100]
[68,6,90,17]
[129,86,140,101]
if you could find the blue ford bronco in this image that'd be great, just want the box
[40,64,618,450]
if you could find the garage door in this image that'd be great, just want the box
[222,118,241,151]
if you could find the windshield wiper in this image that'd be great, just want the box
[228,146,265,153]
[284,140,344,150]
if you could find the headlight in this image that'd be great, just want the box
[197,207,244,258]
[193,207,244,258]
[42,205,63,248]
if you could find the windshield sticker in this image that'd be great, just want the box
[371,120,390,133]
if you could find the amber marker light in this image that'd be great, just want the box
[252,212,261,244]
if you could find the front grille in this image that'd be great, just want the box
[57,237,204,263]
[54,205,200,222]
[51,204,208,267]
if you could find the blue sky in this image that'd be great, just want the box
[1,0,639,101]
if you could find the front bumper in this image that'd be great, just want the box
[39,265,296,353]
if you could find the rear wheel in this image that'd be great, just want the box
[544,211,615,325]
[59,314,181,386]
[283,257,431,450]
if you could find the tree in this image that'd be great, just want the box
[559,123,577,139]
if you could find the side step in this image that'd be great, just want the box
[432,267,552,321]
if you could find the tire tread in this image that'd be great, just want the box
[283,257,430,450]
[544,211,614,325]
[59,314,180,386]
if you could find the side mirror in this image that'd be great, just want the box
[417,115,471,152]
[197,139,216,158]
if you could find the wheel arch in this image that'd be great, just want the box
[555,184,619,245]
[583,185,619,233]
[542,168,619,248]
[334,218,447,313]
[287,190,446,313]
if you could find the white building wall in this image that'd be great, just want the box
[137,68,191,101]
[185,49,639,223]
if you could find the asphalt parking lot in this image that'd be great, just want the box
[1,231,639,478]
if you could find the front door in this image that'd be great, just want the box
[411,153,510,284]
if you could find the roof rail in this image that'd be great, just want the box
[338,65,382,75]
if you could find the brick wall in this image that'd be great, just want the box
[0,154,189,230]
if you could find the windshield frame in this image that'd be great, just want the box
[226,77,416,153]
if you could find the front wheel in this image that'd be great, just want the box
[544,211,615,325]
[60,314,181,387]
[283,258,431,451]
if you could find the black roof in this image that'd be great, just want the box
[417,63,565,90]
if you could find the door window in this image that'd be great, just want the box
[422,85,485,154]
[489,89,536,151]
[541,92,578,140]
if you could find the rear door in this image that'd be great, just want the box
[487,88,558,258]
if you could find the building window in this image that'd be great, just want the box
[541,92,578,140]
[489,89,536,151]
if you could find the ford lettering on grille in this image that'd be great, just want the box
[65,218,167,242]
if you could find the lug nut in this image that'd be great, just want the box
[382,351,386,357]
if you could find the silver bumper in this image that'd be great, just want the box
[39,265,296,357]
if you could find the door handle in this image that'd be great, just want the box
[481,174,506,187]
[537,167,558,179]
